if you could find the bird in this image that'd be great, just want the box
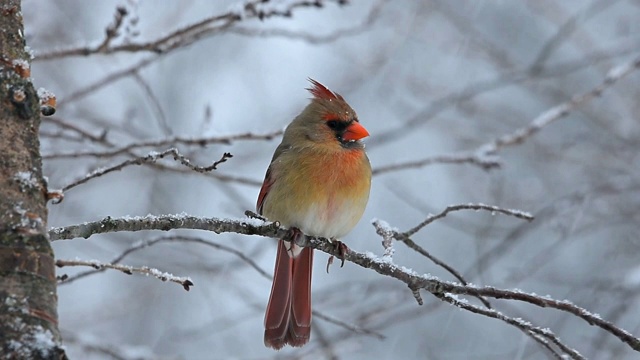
[257,78,371,349]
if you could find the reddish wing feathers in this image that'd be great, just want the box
[257,168,274,215]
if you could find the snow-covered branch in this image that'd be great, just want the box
[440,293,583,360]
[49,213,281,241]
[48,212,640,354]
[56,259,194,291]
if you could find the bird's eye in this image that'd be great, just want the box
[326,120,340,129]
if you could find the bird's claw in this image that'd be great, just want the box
[325,239,348,273]
[326,255,334,273]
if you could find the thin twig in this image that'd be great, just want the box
[61,331,157,360]
[372,55,640,174]
[477,55,640,157]
[312,311,386,340]
[373,207,497,308]
[44,117,262,186]
[58,56,159,105]
[43,130,283,159]
[43,117,109,144]
[58,235,272,285]
[403,203,534,238]
[528,0,619,75]
[229,0,384,44]
[372,219,395,261]
[35,0,348,61]
[55,259,194,291]
[131,72,171,136]
[40,131,88,143]
[61,148,232,192]
[439,293,583,360]
[372,152,501,175]
[96,7,128,53]
[398,235,492,309]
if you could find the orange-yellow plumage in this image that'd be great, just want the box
[259,79,371,350]
[263,145,370,238]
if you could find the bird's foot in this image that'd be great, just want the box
[326,238,349,273]
[283,227,303,256]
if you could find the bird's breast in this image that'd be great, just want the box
[263,148,371,239]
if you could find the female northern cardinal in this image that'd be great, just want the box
[257,79,371,349]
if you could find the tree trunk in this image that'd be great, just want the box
[0,0,66,358]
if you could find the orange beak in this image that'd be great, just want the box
[342,122,370,141]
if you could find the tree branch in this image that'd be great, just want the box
[402,203,533,238]
[61,148,232,192]
[57,235,272,285]
[56,259,194,291]
[439,293,582,359]
[372,54,640,174]
[49,214,281,241]
[372,152,501,175]
[229,0,384,44]
[43,130,283,160]
[312,311,385,340]
[35,0,349,61]
[48,213,640,353]
[477,54,640,156]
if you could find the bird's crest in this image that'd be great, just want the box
[306,78,344,102]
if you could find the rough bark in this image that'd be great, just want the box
[0,1,66,358]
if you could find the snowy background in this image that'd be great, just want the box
[25,0,640,359]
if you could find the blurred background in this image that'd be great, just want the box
[25,0,640,358]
